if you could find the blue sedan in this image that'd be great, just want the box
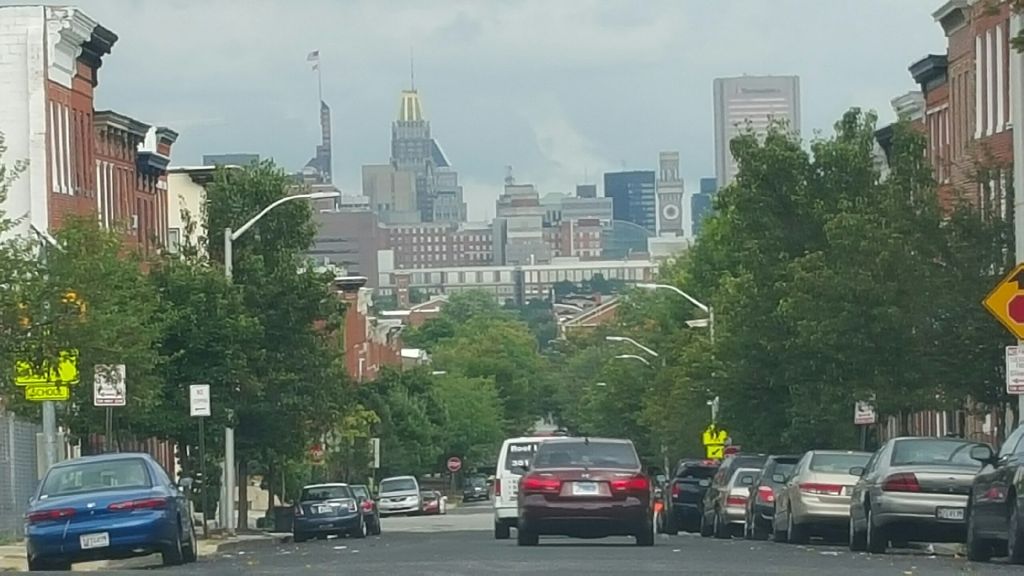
[25,452,197,571]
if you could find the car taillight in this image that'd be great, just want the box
[107,497,168,511]
[521,475,561,494]
[756,486,775,503]
[361,500,374,512]
[610,475,649,493]
[882,473,920,493]
[798,483,843,496]
[671,483,680,498]
[25,508,75,524]
[726,495,747,507]
[494,480,501,496]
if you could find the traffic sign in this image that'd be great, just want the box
[983,264,1024,339]
[446,456,462,473]
[189,384,211,417]
[1007,346,1024,395]
[854,401,877,425]
[15,350,79,386]
[309,444,325,465]
[702,425,728,460]
[93,364,126,407]
[24,385,69,401]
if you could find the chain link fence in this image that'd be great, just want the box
[0,414,41,540]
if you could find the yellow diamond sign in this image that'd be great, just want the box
[983,264,1024,340]
[15,350,80,387]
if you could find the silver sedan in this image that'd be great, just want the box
[848,437,983,554]
[773,450,871,544]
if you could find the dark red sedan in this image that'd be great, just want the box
[515,437,654,546]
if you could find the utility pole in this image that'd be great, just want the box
[31,224,58,469]
[1012,12,1024,428]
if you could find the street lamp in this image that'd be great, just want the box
[605,336,659,358]
[636,283,714,343]
[614,354,652,367]
[220,190,339,534]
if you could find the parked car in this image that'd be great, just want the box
[463,476,489,502]
[515,437,654,546]
[744,454,801,540]
[773,450,870,544]
[849,437,982,554]
[965,424,1024,563]
[24,453,197,572]
[420,490,448,515]
[349,484,382,536]
[662,459,720,534]
[701,467,760,539]
[293,483,366,542]
[377,476,421,516]
[698,453,768,537]
[493,435,561,539]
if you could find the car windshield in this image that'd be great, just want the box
[532,440,639,470]
[380,478,417,493]
[809,453,870,473]
[40,458,151,498]
[890,439,981,468]
[505,442,539,471]
[301,485,352,501]
[351,486,369,499]
[467,477,487,487]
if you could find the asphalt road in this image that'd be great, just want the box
[16,503,1024,574]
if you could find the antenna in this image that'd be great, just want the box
[505,165,515,185]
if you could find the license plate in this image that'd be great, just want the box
[572,482,599,496]
[936,507,965,521]
[80,532,109,550]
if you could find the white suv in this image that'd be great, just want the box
[493,435,560,539]
[377,476,421,516]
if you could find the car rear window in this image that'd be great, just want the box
[40,458,151,498]
[301,485,352,501]
[890,439,981,468]
[770,462,796,480]
[809,453,870,473]
[732,470,759,486]
[532,440,639,470]
[505,442,539,471]
[380,478,417,493]
[677,465,717,480]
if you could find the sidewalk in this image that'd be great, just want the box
[0,533,278,572]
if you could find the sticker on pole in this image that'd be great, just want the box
[1007,346,1024,395]
[189,384,211,417]
[854,401,877,425]
[93,364,126,407]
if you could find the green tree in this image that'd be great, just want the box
[433,374,505,467]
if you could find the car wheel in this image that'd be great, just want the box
[966,505,992,562]
[370,516,382,536]
[865,507,887,554]
[352,515,367,539]
[787,508,808,545]
[1009,497,1024,564]
[517,526,539,546]
[662,510,679,536]
[293,532,310,543]
[699,510,713,537]
[752,517,770,541]
[772,508,788,543]
[849,511,867,552]
[494,520,511,540]
[27,556,68,572]
[713,509,729,539]
[161,521,186,566]
[183,521,198,563]
[636,519,656,547]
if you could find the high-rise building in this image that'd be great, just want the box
[303,101,333,184]
[655,152,686,238]
[604,171,657,234]
[494,182,548,265]
[576,184,597,198]
[691,178,719,237]
[714,75,801,187]
[362,164,418,224]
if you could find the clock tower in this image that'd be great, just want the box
[656,151,686,237]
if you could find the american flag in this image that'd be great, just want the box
[307,50,320,62]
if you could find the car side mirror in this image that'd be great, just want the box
[848,466,866,477]
[970,444,996,465]
[178,476,194,490]
[771,473,786,484]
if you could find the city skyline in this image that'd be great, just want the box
[59,0,943,220]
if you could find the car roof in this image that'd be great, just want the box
[302,483,350,489]
[380,475,417,481]
[808,450,871,455]
[538,437,632,446]
[503,436,564,444]
[50,452,153,469]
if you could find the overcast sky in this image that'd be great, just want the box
[58,0,944,220]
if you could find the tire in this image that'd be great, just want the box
[293,532,310,543]
[161,522,185,566]
[865,508,887,554]
[772,516,788,543]
[495,520,511,540]
[370,516,382,536]
[351,515,367,539]
[787,509,808,545]
[713,510,730,539]
[27,556,69,572]
[752,517,770,541]
[1009,498,1024,564]
[662,511,679,536]
[636,520,655,547]
[849,512,867,552]
[966,505,992,562]
[517,526,539,546]
[183,522,198,563]
[699,510,714,537]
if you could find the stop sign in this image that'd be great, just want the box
[446,456,462,473]
[309,443,325,463]
[1009,295,1024,323]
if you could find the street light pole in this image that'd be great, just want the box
[30,224,60,469]
[636,283,713,342]
[219,191,338,534]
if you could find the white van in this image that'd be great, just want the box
[493,435,561,539]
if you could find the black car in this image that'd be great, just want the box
[662,459,720,534]
[743,454,800,540]
[699,453,768,537]
[350,484,382,536]
[966,426,1024,563]
[293,483,367,542]
[462,476,489,502]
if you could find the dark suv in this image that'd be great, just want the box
[743,454,800,540]
[662,459,720,534]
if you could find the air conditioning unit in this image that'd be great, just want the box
[131,214,139,230]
